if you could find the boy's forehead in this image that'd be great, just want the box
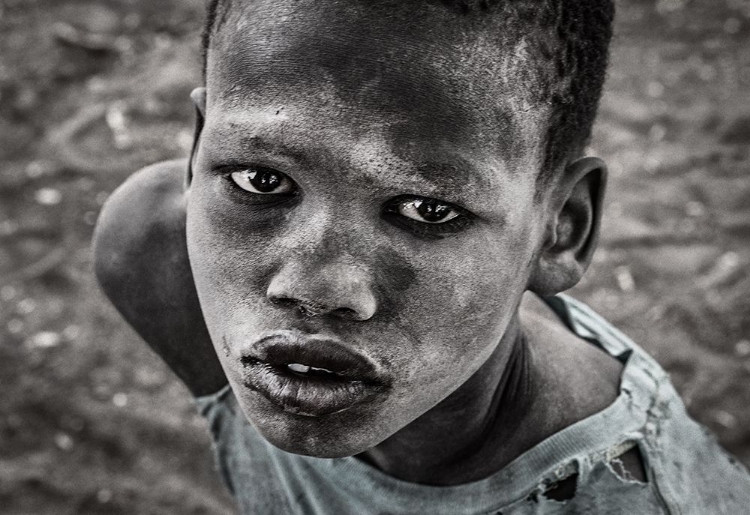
[207,0,547,169]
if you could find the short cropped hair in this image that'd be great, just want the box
[200,0,615,184]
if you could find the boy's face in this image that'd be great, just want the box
[187,0,550,457]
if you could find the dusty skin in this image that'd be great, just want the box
[1,0,749,513]
[94,0,623,487]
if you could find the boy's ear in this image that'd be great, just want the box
[186,87,207,188]
[528,157,607,296]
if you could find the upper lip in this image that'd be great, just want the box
[239,331,385,384]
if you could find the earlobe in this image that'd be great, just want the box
[190,87,207,117]
[186,87,207,189]
[528,157,607,296]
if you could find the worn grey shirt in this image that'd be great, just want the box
[195,295,750,514]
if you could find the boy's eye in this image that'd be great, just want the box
[230,166,295,194]
[396,198,460,224]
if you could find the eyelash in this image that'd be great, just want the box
[220,165,299,205]
[218,166,475,238]
[382,196,475,239]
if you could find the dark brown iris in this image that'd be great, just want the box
[416,199,452,222]
[249,169,282,193]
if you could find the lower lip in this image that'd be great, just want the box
[241,361,384,417]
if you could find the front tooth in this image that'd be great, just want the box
[288,363,311,374]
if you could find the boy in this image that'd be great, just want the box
[93,0,750,513]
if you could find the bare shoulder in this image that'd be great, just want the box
[93,159,227,396]
[521,293,648,481]
[520,292,623,426]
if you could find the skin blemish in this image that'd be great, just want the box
[221,334,232,357]
[372,249,417,295]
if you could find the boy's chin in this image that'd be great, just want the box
[264,430,374,460]
[254,415,385,460]
[235,390,397,459]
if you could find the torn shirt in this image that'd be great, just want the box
[195,294,750,514]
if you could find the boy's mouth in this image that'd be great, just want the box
[239,332,389,417]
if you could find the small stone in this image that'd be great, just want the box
[25,160,55,178]
[615,266,636,292]
[28,331,62,349]
[735,340,750,358]
[106,102,131,149]
[685,201,706,217]
[714,410,737,429]
[34,188,63,206]
[719,251,740,269]
[17,298,37,315]
[97,489,113,503]
[86,76,107,93]
[701,252,742,288]
[177,129,193,152]
[112,393,128,408]
[54,432,74,451]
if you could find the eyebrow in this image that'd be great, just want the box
[410,159,495,198]
[210,129,315,168]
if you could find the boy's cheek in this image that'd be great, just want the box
[390,249,527,363]
[190,175,295,242]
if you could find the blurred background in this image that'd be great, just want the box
[0,0,749,513]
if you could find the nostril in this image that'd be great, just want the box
[332,307,360,320]
[297,301,328,317]
[269,296,329,317]
[269,296,299,309]
[268,296,364,320]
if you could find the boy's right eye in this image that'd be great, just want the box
[230,166,296,195]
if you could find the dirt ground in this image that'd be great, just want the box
[0,0,748,513]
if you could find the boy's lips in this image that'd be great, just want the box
[239,332,390,416]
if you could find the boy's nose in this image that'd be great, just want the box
[266,261,378,321]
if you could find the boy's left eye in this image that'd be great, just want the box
[230,166,295,194]
[383,196,473,238]
[395,198,460,224]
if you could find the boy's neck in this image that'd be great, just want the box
[356,293,625,486]
[357,310,539,485]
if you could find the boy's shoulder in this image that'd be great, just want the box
[93,160,227,396]
[522,294,623,418]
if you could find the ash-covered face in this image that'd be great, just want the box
[186,0,550,457]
